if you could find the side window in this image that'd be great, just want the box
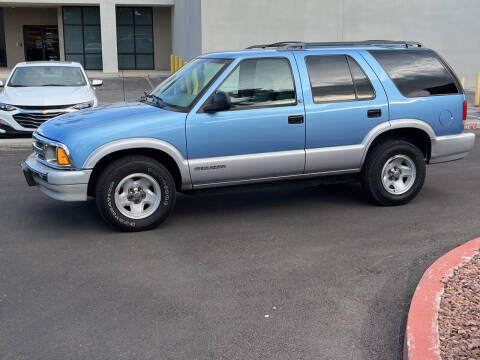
[347,57,375,100]
[305,55,375,103]
[369,49,460,97]
[216,58,296,110]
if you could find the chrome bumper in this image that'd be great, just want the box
[430,132,476,164]
[21,153,91,201]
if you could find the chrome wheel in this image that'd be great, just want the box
[381,155,416,195]
[114,173,161,219]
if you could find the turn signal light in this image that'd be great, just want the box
[56,147,70,165]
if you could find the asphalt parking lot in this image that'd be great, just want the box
[1,137,479,360]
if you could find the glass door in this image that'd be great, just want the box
[23,25,59,61]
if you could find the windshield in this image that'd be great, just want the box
[7,66,87,87]
[148,58,230,109]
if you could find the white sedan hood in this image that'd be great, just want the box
[0,86,94,106]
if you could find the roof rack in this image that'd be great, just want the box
[246,40,423,50]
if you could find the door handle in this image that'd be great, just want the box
[367,109,382,118]
[288,115,304,124]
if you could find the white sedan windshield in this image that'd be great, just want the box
[8,66,87,87]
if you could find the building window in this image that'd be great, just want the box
[116,7,154,70]
[63,6,102,70]
[0,8,6,67]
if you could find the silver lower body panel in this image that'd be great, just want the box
[430,132,476,164]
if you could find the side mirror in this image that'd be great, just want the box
[0,80,4,87]
[91,79,103,87]
[204,91,231,113]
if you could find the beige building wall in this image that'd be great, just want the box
[3,6,58,67]
[153,6,171,71]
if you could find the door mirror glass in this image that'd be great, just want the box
[91,79,103,87]
[204,91,231,113]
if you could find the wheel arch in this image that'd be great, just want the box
[84,138,192,196]
[361,120,435,166]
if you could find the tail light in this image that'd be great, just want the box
[463,100,467,121]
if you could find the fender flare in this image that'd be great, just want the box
[360,119,436,165]
[82,137,192,189]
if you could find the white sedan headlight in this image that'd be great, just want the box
[0,103,16,111]
[72,101,94,110]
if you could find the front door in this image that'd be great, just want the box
[23,25,59,61]
[186,55,306,186]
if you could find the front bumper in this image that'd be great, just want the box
[430,132,476,164]
[21,153,91,201]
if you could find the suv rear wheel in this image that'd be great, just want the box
[361,140,426,206]
[95,155,176,231]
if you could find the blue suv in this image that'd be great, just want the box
[21,41,475,231]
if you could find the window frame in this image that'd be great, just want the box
[116,6,154,70]
[62,6,102,70]
[305,54,376,104]
[368,49,462,98]
[198,56,298,113]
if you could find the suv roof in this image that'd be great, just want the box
[246,40,423,50]
[201,40,426,59]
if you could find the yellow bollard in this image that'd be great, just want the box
[174,56,179,73]
[179,58,184,68]
[475,72,480,107]
[460,77,465,89]
[170,54,175,74]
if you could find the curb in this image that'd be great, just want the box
[465,121,480,130]
[403,237,480,360]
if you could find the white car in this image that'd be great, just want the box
[0,61,102,135]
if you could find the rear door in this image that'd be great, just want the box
[186,54,306,186]
[294,50,389,173]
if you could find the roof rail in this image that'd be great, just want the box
[246,40,423,50]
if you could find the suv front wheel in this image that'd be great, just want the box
[95,155,176,231]
[361,140,426,206]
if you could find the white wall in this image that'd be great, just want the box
[201,0,343,53]
[172,0,201,60]
[200,0,480,87]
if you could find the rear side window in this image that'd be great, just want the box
[369,49,460,97]
[305,55,375,103]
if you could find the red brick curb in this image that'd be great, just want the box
[465,121,480,130]
[403,237,480,360]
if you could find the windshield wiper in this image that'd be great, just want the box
[141,92,166,107]
[42,84,69,87]
[8,84,28,87]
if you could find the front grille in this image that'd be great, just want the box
[14,112,66,129]
[14,104,74,110]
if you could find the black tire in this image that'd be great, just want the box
[361,140,426,206]
[95,155,176,231]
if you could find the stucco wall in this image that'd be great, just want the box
[153,6,171,70]
[172,0,201,60]
[3,6,58,67]
[200,0,480,87]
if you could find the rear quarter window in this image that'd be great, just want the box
[369,49,460,97]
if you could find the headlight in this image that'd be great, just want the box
[72,101,94,110]
[0,103,16,111]
[33,133,74,168]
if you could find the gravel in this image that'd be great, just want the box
[438,253,480,360]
